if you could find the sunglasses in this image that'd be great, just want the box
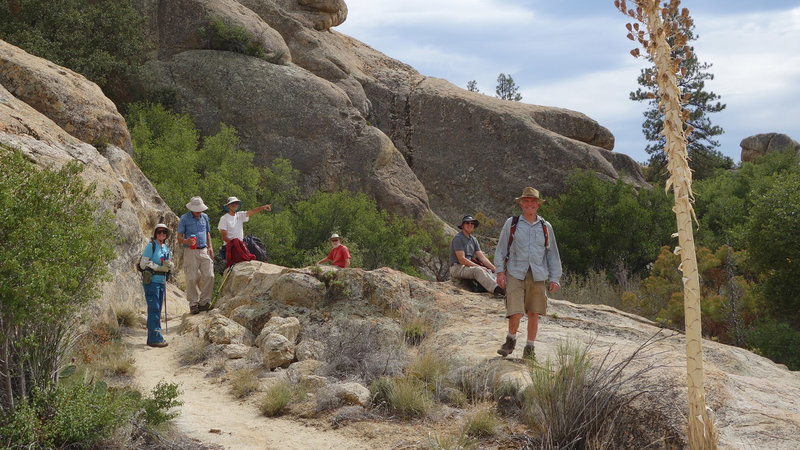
[156,230,168,234]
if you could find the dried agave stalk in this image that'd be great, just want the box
[615,0,717,448]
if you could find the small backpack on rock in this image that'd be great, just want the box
[244,235,268,263]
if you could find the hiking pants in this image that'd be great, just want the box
[143,281,165,344]
[183,248,214,307]
[450,264,498,293]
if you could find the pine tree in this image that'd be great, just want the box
[495,73,522,101]
[629,3,731,181]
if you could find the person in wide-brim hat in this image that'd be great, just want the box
[458,215,480,229]
[492,186,562,361]
[218,196,271,268]
[449,213,501,296]
[186,196,209,212]
[515,186,544,204]
[177,196,215,314]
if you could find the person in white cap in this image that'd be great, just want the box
[177,196,214,314]
[316,233,351,268]
[218,196,271,254]
[493,187,562,360]
[139,223,174,347]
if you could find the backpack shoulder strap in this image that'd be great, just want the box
[503,215,520,268]
[541,220,549,249]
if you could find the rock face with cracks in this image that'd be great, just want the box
[134,0,647,225]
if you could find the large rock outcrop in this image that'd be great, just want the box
[0,40,176,320]
[136,0,647,225]
[740,132,800,162]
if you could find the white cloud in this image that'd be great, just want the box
[342,0,536,29]
[335,2,800,163]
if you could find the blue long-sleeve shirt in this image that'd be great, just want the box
[494,214,562,283]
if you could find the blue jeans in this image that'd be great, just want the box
[143,282,165,344]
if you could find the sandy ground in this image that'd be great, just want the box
[126,315,431,450]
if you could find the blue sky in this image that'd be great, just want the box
[336,1,800,164]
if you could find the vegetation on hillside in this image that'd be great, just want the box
[0,147,182,447]
[543,152,800,370]
[126,103,446,276]
[0,0,150,103]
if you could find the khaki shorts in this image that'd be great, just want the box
[504,269,547,317]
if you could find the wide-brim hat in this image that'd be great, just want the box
[330,233,341,241]
[458,215,480,229]
[186,196,208,212]
[223,196,242,212]
[515,187,543,203]
[153,223,171,239]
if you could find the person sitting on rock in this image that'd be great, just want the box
[316,233,351,268]
[449,215,503,296]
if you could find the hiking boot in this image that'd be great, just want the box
[190,305,200,315]
[198,303,212,312]
[147,341,168,348]
[497,335,517,357]
[493,286,505,297]
[523,344,535,360]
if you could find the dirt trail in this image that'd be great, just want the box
[127,318,383,450]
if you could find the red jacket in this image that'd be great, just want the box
[226,238,255,267]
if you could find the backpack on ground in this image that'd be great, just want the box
[244,235,268,262]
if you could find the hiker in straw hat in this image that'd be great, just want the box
[177,196,215,314]
[316,233,351,268]
[493,187,562,360]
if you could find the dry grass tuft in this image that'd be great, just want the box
[230,369,260,399]
[259,381,293,417]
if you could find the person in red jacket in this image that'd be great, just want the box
[316,233,351,268]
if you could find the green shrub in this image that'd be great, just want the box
[0,0,150,103]
[746,319,800,371]
[0,147,116,412]
[205,16,266,58]
[140,381,182,427]
[542,169,673,282]
[0,380,150,448]
[259,382,293,417]
[744,170,800,323]
[127,103,261,221]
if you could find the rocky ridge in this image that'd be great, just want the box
[135,0,648,224]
